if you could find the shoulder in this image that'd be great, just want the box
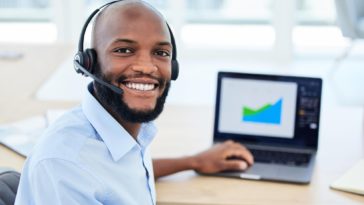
[16,156,109,205]
[16,107,112,204]
[30,106,98,165]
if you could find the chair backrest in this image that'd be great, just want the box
[335,0,364,39]
[0,171,20,205]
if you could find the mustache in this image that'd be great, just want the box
[116,74,166,85]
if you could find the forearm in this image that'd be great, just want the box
[152,141,254,179]
[152,157,198,179]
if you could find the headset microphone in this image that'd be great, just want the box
[73,60,123,95]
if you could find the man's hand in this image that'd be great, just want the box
[191,140,254,174]
[153,140,254,179]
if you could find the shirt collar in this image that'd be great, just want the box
[82,83,157,161]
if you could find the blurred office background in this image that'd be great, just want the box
[0,0,364,106]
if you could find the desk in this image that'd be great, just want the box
[1,44,364,205]
[152,104,364,205]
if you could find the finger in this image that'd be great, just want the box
[219,141,254,165]
[231,143,254,164]
[225,146,254,165]
[221,160,248,171]
[223,140,234,145]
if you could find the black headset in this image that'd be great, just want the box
[74,0,179,94]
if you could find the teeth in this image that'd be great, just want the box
[125,83,155,91]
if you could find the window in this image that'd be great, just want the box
[0,0,51,21]
[296,0,336,25]
[181,0,275,50]
[0,0,349,58]
[0,0,55,43]
[186,0,273,24]
[294,0,349,54]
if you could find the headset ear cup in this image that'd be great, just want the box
[171,60,179,81]
[85,49,97,74]
[74,51,85,74]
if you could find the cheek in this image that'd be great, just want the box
[160,63,172,80]
[97,55,113,76]
[99,58,128,81]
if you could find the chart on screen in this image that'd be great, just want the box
[219,78,297,138]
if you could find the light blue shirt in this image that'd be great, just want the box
[15,84,157,205]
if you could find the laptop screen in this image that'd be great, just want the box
[213,72,322,149]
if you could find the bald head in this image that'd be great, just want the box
[91,0,169,49]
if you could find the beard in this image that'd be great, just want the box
[93,71,170,123]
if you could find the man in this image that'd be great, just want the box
[15,1,253,204]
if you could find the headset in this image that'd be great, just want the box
[74,0,179,95]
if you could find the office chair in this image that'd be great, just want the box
[0,171,20,205]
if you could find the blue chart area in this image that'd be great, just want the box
[242,98,283,125]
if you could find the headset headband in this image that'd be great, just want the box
[77,0,177,61]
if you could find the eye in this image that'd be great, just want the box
[154,50,171,57]
[113,48,134,54]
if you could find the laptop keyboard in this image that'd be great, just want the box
[250,149,311,166]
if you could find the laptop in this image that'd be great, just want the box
[211,71,322,184]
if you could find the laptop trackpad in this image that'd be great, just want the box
[244,162,312,183]
[243,163,280,179]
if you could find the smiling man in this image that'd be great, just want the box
[15,1,253,205]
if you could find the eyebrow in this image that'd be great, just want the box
[157,41,172,47]
[112,38,137,45]
[111,38,172,47]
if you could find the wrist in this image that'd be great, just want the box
[184,155,200,171]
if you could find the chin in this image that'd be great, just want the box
[94,79,171,123]
[127,104,155,113]
[132,107,155,114]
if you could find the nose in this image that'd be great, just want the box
[131,53,158,75]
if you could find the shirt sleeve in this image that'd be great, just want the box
[15,158,107,205]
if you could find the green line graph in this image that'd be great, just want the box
[242,98,282,124]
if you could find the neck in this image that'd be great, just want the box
[117,118,141,139]
[93,86,141,140]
